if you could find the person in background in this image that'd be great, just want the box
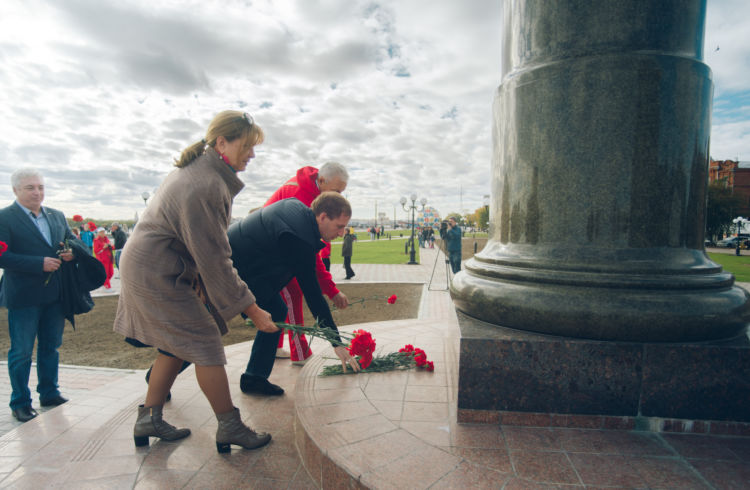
[262,161,350,365]
[80,225,94,253]
[111,222,128,272]
[0,168,77,422]
[114,110,278,453]
[342,228,356,279]
[71,227,81,240]
[445,217,462,274]
[93,227,114,289]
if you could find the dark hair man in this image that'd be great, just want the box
[228,192,360,395]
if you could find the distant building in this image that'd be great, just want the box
[708,158,750,217]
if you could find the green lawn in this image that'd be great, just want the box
[326,245,748,279]
[330,236,419,265]
[330,230,411,243]
[707,252,750,282]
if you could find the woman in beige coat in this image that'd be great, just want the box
[114,110,279,453]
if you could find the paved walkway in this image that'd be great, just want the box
[0,247,748,488]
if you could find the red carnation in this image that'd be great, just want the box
[348,330,376,369]
[425,361,435,372]
[87,221,97,231]
[72,214,83,222]
[359,353,374,369]
[399,344,414,354]
[0,240,7,258]
[413,348,427,367]
[387,294,397,304]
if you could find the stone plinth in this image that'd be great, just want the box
[457,312,750,424]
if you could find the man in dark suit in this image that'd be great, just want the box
[228,192,360,395]
[0,168,77,422]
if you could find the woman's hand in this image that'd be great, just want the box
[334,345,360,373]
[244,303,279,333]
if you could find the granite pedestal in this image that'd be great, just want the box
[457,312,750,432]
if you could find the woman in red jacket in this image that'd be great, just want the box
[93,227,114,289]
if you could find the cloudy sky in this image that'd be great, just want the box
[0,0,748,223]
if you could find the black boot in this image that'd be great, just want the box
[240,374,284,396]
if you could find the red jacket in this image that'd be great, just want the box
[264,166,339,298]
[265,166,320,207]
[320,241,331,260]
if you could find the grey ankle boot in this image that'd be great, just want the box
[215,407,271,453]
[134,404,191,447]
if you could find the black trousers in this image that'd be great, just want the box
[344,256,354,278]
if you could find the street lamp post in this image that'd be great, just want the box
[400,194,427,265]
[141,191,150,207]
[732,216,748,256]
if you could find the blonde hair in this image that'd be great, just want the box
[175,110,264,168]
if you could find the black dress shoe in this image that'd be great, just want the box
[240,374,284,396]
[40,395,68,407]
[12,406,38,422]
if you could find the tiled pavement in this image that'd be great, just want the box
[0,247,748,489]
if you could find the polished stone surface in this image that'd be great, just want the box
[641,339,750,422]
[457,312,750,423]
[457,312,643,415]
[451,0,750,342]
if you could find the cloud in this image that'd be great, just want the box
[1,0,745,221]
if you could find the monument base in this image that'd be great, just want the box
[457,311,750,434]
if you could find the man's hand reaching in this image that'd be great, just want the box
[332,292,348,310]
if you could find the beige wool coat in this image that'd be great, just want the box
[113,148,255,365]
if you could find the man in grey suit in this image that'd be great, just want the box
[0,169,76,422]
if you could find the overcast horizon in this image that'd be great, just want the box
[1,0,748,222]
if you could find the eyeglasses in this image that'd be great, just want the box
[242,112,254,127]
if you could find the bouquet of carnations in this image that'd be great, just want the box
[268,321,435,376]
[246,294,435,376]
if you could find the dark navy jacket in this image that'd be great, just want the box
[0,202,75,309]
[227,198,338,335]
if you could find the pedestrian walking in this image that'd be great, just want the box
[342,228,356,279]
